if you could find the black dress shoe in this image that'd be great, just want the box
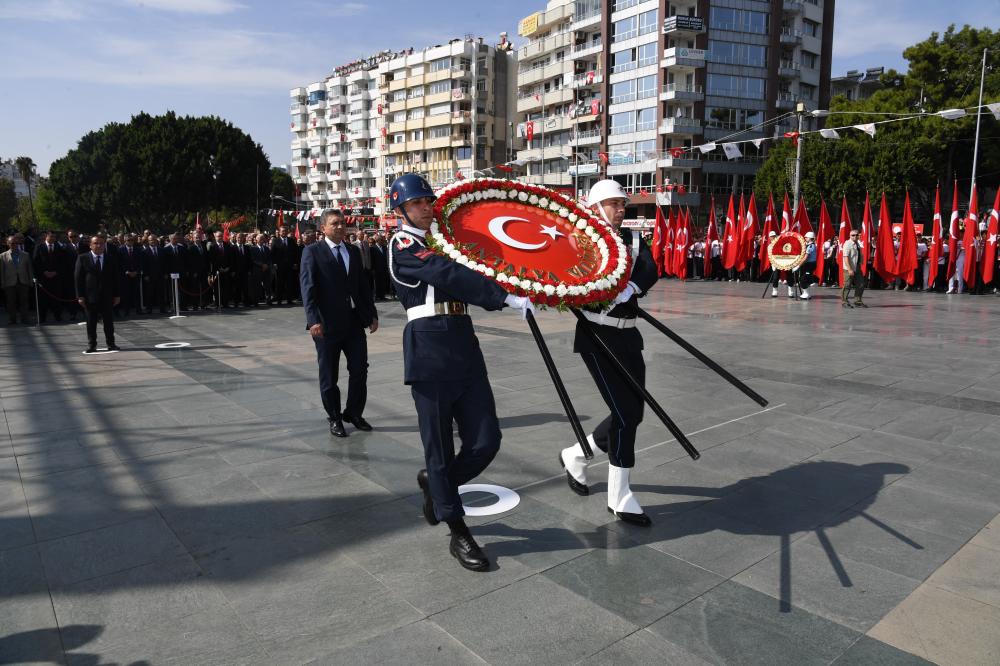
[842,302,853,308]
[558,454,589,496]
[343,413,373,431]
[607,507,652,527]
[854,301,868,308]
[448,522,489,572]
[328,419,347,438]
[107,344,121,351]
[416,469,439,526]
[85,346,97,354]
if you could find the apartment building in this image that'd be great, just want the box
[514,0,835,216]
[831,67,884,102]
[290,38,517,225]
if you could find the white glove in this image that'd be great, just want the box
[613,283,636,305]
[504,294,535,320]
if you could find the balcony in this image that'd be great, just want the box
[290,122,307,133]
[572,37,602,58]
[348,169,371,179]
[661,47,706,70]
[662,15,705,36]
[782,0,804,12]
[655,152,702,169]
[307,135,327,149]
[573,129,601,145]
[660,83,704,102]
[567,162,600,176]
[327,112,348,125]
[309,117,327,129]
[658,117,703,135]
[572,71,603,88]
[290,138,308,150]
[307,99,327,111]
[311,153,328,166]
[519,31,572,60]
[780,29,803,45]
[776,93,800,110]
[656,190,701,207]
[570,9,601,31]
[516,86,574,113]
[308,172,329,184]
[451,110,472,123]
[349,148,370,159]
[290,103,307,115]
[778,61,802,78]
[291,156,307,168]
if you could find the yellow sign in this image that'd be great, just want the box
[519,12,540,37]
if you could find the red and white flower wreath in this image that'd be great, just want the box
[428,178,630,309]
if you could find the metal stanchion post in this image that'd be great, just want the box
[169,273,185,319]
[33,279,41,328]
[216,273,222,313]
[138,271,144,313]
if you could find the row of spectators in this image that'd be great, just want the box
[0,227,398,325]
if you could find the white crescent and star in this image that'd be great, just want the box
[488,216,563,250]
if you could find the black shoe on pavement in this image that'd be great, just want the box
[85,345,97,353]
[607,506,653,527]
[842,302,853,308]
[107,344,121,351]
[417,469,439,526]
[558,454,589,496]
[343,413,373,431]
[854,301,868,308]
[448,521,489,572]
[328,418,347,438]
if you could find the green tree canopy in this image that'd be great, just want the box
[270,167,295,203]
[755,25,1000,220]
[0,179,16,228]
[47,112,271,232]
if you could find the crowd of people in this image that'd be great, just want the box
[0,226,401,325]
[646,224,1000,296]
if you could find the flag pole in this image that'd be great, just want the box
[636,307,769,407]
[970,48,988,192]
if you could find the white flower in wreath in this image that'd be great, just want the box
[531,281,543,292]
[576,219,587,230]
[555,284,568,297]
[568,286,582,296]
[448,249,461,260]
[549,202,560,212]
[430,222,439,234]
[538,197,549,207]
[473,192,483,201]
[496,273,509,283]
[442,242,455,254]
[484,267,495,277]
[542,284,556,296]
[509,276,521,287]
[568,213,579,223]
[518,192,529,202]
[528,195,538,205]
[559,208,570,218]
[456,256,469,265]
[508,190,518,199]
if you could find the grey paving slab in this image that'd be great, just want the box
[301,620,487,666]
[577,628,714,666]
[831,636,935,665]
[434,576,637,665]
[647,581,861,665]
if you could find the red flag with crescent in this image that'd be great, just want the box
[963,185,979,284]
[927,186,943,288]
[984,187,1000,284]
[947,181,961,279]
[704,198,719,278]
[759,193,778,272]
[874,193,897,282]
[896,192,919,285]
[838,197,853,287]
[721,193,738,270]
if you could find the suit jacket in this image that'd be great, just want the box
[207,241,232,274]
[300,240,376,336]
[75,252,120,304]
[270,236,295,268]
[118,245,143,275]
[184,242,207,276]
[33,243,62,279]
[162,244,186,275]
[0,249,33,288]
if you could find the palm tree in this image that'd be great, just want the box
[14,156,36,225]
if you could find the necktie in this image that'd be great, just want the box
[97,255,102,271]
[12,251,19,267]
[334,244,346,272]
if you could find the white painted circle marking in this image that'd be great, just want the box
[154,342,190,349]
[81,350,120,355]
[458,483,520,516]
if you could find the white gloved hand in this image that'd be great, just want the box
[613,283,636,305]
[504,294,535,320]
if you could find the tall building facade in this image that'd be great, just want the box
[514,0,835,216]
[291,37,516,225]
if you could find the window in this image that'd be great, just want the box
[411,129,424,141]
[429,126,450,138]
[803,19,819,37]
[611,49,635,73]
[428,80,451,95]
[709,8,768,34]
[408,108,425,120]
[455,146,472,160]
[638,10,657,35]
[800,83,816,100]
[307,90,326,104]
[612,0,638,10]
[391,133,405,144]
[610,111,635,135]
[704,107,764,130]
[635,139,656,159]
[407,86,424,99]
[409,64,425,76]
[612,15,637,42]
[429,103,450,116]
[802,51,818,69]
[429,57,451,72]
[707,41,766,67]
[637,42,657,67]
[610,80,636,104]
[392,111,406,122]
[636,107,656,132]
[391,90,406,102]
[706,74,765,99]
[637,75,656,99]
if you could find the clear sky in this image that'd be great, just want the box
[2,0,996,176]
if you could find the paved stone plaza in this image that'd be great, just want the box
[2,280,999,665]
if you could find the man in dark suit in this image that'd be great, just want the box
[162,233,186,310]
[61,230,83,320]
[33,231,64,322]
[300,208,378,437]
[249,233,272,306]
[117,233,143,316]
[75,235,120,352]
[270,226,295,305]
[142,235,167,313]
[231,232,251,307]
[207,231,234,308]
[184,231,208,309]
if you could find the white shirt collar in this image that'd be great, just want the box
[400,223,427,238]
[324,237,344,250]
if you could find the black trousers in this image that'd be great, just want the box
[37,277,62,320]
[84,300,115,347]
[120,274,141,314]
[580,344,645,469]
[313,323,368,420]
[410,375,501,522]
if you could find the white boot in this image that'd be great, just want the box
[607,465,650,526]
[771,287,778,298]
[799,288,810,300]
[560,434,597,495]
[787,286,795,297]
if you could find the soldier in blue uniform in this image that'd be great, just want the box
[387,173,533,571]
[559,180,659,526]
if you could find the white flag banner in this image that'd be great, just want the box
[752,138,765,149]
[698,142,717,154]
[988,102,1000,121]
[819,128,840,139]
[721,143,742,160]
[854,123,876,138]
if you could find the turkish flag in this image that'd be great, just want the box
[984,188,1000,284]
[590,99,600,115]
[873,192,897,283]
[815,198,834,281]
[294,222,301,241]
[947,181,960,279]
[673,209,690,279]
[739,192,758,272]
[781,192,792,232]
[962,185,979,284]
[586,70,595,84]
[704,198,719,278]
[837,196,852,287]
[663,208,676,276]
[926,185,943,288]
[721,193,738,270]
[896,192,919,285]
[734,193,747,271]
[759,193,778,272]
[651,205,667,276]
[791,199,814,236]
[276,209,284,229]
[526,121,534,143]
[859,193,872,275]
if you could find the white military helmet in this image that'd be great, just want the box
[768,230,778,238]
[805,231,816,239]
[587,179,629,207]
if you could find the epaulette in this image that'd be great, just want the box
[395,235,414,250]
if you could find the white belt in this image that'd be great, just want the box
[581,310,637,329]
[406,301,468,322]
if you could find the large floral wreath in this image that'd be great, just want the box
[428,178,630,309]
